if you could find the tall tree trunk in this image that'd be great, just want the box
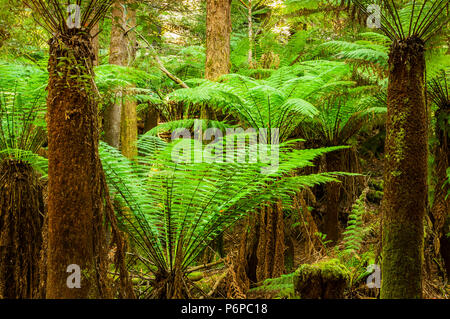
[247,0,253,68]
[120,1,137,159]
[0,159,43,298]
[104,1,126,148]
[45,30,109,298]
[381,37,427,299]
[204,0,231,119]
[205,0,231,81]
[105,0,137,158]
[324,150,342,243]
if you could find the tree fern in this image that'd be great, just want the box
[0,90,47,176]
[167,61,355,142]
[99,132,348,298]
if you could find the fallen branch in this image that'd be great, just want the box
[131,27,189,89]
[186,258,226,273]
[205,270,229,298]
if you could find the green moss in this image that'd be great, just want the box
[293,259,350,298]
[187,271,204,282]
[387,111,408,178]
[297,258,350,281]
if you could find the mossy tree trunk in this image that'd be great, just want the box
[46,30,109,298]
[105,0,138,159]
[381,37,427,299]
[104,0,126,148]
[0,159,44,298]
[120,1,137,159]
[247,0,253,68]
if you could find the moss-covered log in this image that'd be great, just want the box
[293,258,349,299]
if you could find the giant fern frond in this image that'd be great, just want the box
[99,132,349,297]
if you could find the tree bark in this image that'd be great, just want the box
[381,37,427,299]
[324,150,342,243]
[121,88,138,158]
[430,89,450,278]
[204,0,231,119]
[45,30,108,298]
[105,0,137,158]
[0,160,43,298]
[247,0,253,68]
[104,1,126,148]
[144,103,159,133]
[91,22,100,67]
[205,0,232,81]
[121,1,137,159]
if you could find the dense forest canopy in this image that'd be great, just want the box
[0,0,449,300]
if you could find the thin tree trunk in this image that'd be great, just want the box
[120,1,137,158]
[104,0,127,148]
[247,0,253,68]
[105,0,137,158]
[381,37,427,299]
[45,30,108,298]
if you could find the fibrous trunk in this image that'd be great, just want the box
[431,101,450,278]
[324,150,342,243]
[245,202,285,283]
[0,159,44,298]
[46,30,108,298]
[381,37,427,299]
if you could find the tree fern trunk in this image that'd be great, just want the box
[324,150,342,243]
[381,37,427,299]
[431,102,449,278]
[46,31,108,298]
[0,159,43,298]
